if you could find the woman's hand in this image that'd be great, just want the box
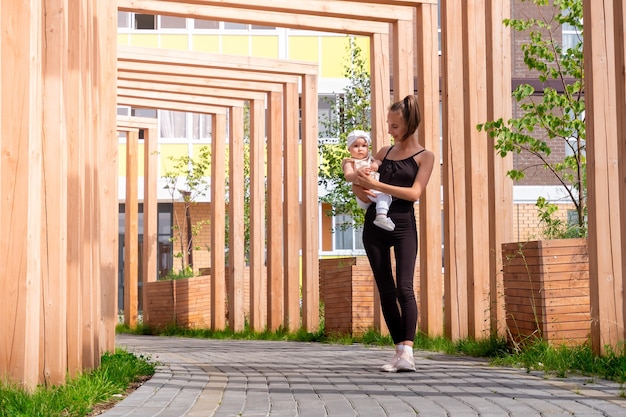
[355,167,376,189]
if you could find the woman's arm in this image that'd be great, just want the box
[356,149,435,202]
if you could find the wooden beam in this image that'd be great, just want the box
[117,79,267,101]
[118,61,302,85]
[117,87,246,108]
[176,0,416,22]
[118,0,391,35]
[117,96,228,114]
[117,71,285,93]
[118,45,319,75]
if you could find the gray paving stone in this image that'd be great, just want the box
[98,335,626,417]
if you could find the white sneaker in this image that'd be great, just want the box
[380,346,403,372]
[380,354,400,373]
[373,216,395,231]
[396,354,416,372]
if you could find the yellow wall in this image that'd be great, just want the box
[192,35,220,53]
[129,34,159,48]
[251,36,279,58]
[118,143,146,176]
[161,34,188,50]
[288,36,319,62]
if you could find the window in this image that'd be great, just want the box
[118,12,131,29]
[561,8,582,52]
[160,16,187,29]
[333,214,364,252]
[192,113,212,140]
[194,19,219,29]
[159,110,187,139]
[134,14,156,30]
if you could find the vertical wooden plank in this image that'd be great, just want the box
[462,0,491,338]
[143,125,158,284]
[124,130,139,328]
[441,0,469,340]
[211,113,227,330]
[249,99,266,331]
[41,0,68,386]
[370,32,391,334]
[614,0,626,347]
[266,91,284,330]
[228,106,245,331]
[0,0,42,388]
[415,2,443,337]
[485,0,513,336]
[95,0,118,355]
[300,74,319,332]
[65,0,83,377]
[369,32,391,152]
[583,0,624,353]
[283,82,300,331]
[391,19,415,97]
[80,0,96,370]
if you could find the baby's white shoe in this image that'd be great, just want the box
[373,216,395,231]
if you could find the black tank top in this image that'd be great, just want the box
[378,147,426,208]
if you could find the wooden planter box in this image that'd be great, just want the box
[502,238,590,346]
[143,275,212,329]
[319,257,376,336]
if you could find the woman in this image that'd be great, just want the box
[352,95,435,372]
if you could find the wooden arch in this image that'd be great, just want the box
[117,45,319,333]
[117,0,445,336]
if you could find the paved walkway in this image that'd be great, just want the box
[100,334,626,417]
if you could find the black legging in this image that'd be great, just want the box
[362,203,418,344]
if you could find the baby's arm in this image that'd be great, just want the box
[342,158,359,182]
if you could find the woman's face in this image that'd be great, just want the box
[387,109,407,142]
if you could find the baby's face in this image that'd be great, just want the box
[348,138,369,159]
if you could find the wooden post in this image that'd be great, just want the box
[42,0,68,386]
[283,82,301,331]
[301,73,320,332]
[211,113,227,330]
[416,1,444,337]
[583,0,625,353]
[485,0,513,336]
[441,0,470,340]
[249,98,267,331]
[228,106,245,332]
[267,91,284,331]
[124,130,139,328]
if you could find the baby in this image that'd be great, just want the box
[341,130,395,231]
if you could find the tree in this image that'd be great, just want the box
[162,145,211,276]
[318,36,372,228]
[478,0,585,238]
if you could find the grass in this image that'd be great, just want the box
[0,349,155,417]
[3,323,626,416]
